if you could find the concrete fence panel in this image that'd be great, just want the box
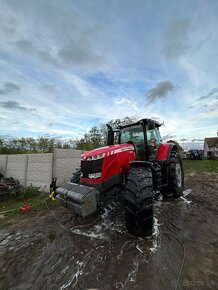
[6,154,27,184]
[53,149,83,185]
[0,155,7,176]
[0,149,84,191]
[26,153,53,190]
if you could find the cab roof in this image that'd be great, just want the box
[117,119,161,129]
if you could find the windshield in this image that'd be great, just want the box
[120,125,144,147]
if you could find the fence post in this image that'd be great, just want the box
[4,155,8,177]
[24,154,28,187]
[51,152,54,180]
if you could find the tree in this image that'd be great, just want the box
[62,143,71,149]
[100,116,138,146]
[75,116,138,150]
[0,116,139,153]
[37,137,54,153]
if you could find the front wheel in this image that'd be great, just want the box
[161,149,184,198]
[125,167,153,236]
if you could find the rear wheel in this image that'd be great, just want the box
[70,168,81,183]
[125,167,153,236]
[162,149,184,198]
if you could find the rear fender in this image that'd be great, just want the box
[156,143,178,162]
[129,159,160,171]
[129,161,162,191]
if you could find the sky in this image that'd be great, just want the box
[0,0,217,144]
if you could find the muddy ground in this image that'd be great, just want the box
[0,172,217,290]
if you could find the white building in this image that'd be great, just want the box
[204,137,218,159]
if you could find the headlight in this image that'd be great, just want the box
[87,153,105,161]
[88,172,102,179]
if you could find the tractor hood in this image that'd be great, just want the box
[81,144,135,160]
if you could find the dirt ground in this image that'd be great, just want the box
[0,172,217,290]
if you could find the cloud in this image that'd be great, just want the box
[162,19,191,59]
[191,138,204,142]
[161,134,176,141]
[0,1,217,141]
[199,88,218,100]
[0,101,35,111]
[0,134,12,138]
[57,42,101,66]
[37,51,60,67]
[188,88,218,111]
[146,81,175,103]
[42,84,56,93]
[13,39,34,53]
[2,0,101,70]
[0,82,20,94]
[114,97,139,111]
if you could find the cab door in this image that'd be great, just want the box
[146,127,162,160]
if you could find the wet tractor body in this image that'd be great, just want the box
[53,119,184,236]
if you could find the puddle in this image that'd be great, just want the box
[180,188,192,204]
[183,188,192,196]
[180,196,192,204]
[149,217,160,253]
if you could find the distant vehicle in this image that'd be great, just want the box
[182,151,188,159]
[187,150,202,160]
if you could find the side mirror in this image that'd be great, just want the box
[148,120,155,130]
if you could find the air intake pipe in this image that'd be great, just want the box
[106,124,114,146]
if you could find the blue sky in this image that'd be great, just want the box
[0,0,217,143]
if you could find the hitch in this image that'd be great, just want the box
[50,177,58,193]
[49,177,59,202]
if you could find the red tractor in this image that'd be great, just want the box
[53,119,184,236]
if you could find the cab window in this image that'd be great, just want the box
[120,125,145,160]
[147,128,161,145]
[147,127,162,160]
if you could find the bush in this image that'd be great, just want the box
[16,184,41,198]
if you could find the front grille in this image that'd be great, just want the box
[81,159,103,178]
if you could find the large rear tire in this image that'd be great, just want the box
[125,167,153,236]
[162,149,184,198]
[70,168,81,183]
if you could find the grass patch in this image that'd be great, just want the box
[0,185,49,218]
[183,159,218,175]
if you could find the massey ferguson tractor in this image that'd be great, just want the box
[51,119,184,236]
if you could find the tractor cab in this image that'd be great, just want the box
[108,119,162,161]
